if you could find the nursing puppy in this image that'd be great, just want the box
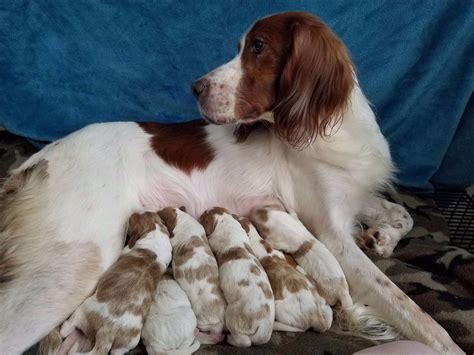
[142,270,200,355]
[250,205,352,308]
[60,212,172,355]
[200,207,275,348]
[238,217,333,333]
[158,207,226,344]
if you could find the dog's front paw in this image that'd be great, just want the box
[358,202,413,257]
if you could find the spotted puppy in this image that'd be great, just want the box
[251,205,352,309]
[239,217,333,333]
[60,212,172,355]
[200,207,275,348]
[158,207,226,344]
[142,270,200,355]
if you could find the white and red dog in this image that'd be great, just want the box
[0,11,462,354]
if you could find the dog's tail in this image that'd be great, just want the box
[332,302,400,341]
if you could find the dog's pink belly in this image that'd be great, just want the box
[140,186,280,219]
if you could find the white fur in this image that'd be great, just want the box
[0,25,460,355]
[165,208,226,341]
[204,210,274,348]
[141,273,200,355]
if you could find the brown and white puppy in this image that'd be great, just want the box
[238,217,333,333]
[158,207,226,344]
[250,205,352,309]
[59,212,172,355]
[200,207,275,348]
[142,270,200,355]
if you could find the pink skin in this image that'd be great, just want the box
[196,331,226,345]
[140,191,283,220]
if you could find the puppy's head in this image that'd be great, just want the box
[192,11,354,147]
[127,212,168,248]
[199,207,230,237]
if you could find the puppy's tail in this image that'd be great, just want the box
[332,302,401,341]
[272,321,305,332]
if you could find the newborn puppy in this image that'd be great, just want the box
[60,212,172,355]
[142,270,200,355]
[250,205,352,309]
[200,207,275,348]
[239,217,333,333]
[158,207,226,344]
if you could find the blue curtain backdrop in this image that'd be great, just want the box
[0,1,473,190]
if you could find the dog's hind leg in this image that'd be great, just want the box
[0,153,130,354]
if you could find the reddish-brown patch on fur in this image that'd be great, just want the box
[250,264,261,276]
[293,240,315,259]
[257,281,274,299]
[173,235,207,267]
[95,249,163,317]
[253,208,269,223]
[200,207,229,236]
[218,247,251,266]
[260,255,308,300]
[260,239,273,254]
[157,207,178,237]
[127,212,166,248]
[237,217,251,233]
[283,253,298,268]
[235,12,354,146]
[139,120,215,174]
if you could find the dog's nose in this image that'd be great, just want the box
[191,78,209,98]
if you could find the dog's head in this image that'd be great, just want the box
[192,12,354,146]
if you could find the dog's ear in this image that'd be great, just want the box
[274,18,354,147]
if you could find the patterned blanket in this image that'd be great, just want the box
[2,131,472,354]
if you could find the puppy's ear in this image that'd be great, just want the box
[127,212,163,248]
[274,17,354,147]
[157,208,177,237]
[236,216,251,234]
[200,210,218,236]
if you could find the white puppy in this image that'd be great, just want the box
[142,270,200,355]
[158,207,226,344]
[250,205,352,308]
[60,212,172,355]
[239,217,333,333]
[200,207,275,348]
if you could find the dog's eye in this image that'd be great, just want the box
[252,39,264,54]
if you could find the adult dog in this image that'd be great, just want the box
[0,12,462,354]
